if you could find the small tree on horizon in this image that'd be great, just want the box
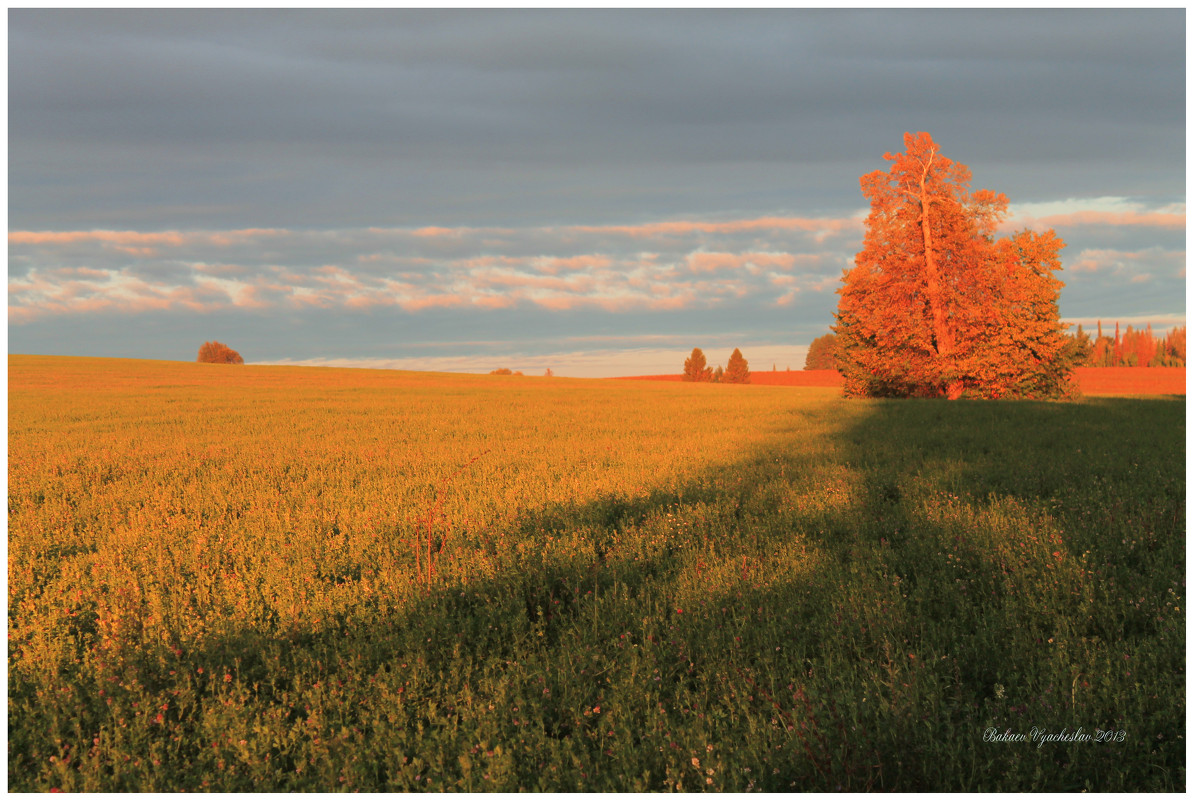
[712,365,724,383]
[723,348,751,384]
[197,341,243,364]
[683,348,713,382]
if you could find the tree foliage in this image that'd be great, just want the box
[723,348,751,384]
[683,348,712,382]
[197,341,244,364]
[834,132,1073,399]
[804,333,838,370]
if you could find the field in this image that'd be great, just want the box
[8,355,1186,791]
[619,367,1186,396]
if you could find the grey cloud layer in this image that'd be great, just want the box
[10,9,1185,231]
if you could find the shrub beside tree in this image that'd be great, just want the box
[804,333,838,370]
[834,132,1073,399]
[197,341,243,364]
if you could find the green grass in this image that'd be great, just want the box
[7,355,1185,791]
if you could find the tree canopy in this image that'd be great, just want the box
[197,341,243,364]
[834,132,1073,399]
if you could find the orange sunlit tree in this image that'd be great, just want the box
[834,132,1074,399]
[197,341,244,364]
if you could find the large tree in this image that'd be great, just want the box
[834,132,1073,399]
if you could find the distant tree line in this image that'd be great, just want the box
[682,348,751,383]
[1068,322,1185,367]
[805,323,1185,375]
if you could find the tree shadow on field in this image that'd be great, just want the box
[19,395,1184,792]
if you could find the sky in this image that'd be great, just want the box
[7,9,1187,377]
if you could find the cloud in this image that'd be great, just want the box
[1065,246,1182,275]
[534,255,613,274]
[1062,313,1185,332]
[8,214,856,323]
[1005,197,1185,234]
[11,11,1183,236]
[1008,210,1185,231]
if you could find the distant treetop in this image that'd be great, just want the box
[723,348,751,384]
[682,348,713,382]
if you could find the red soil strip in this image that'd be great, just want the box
[614,370,843,386]
[1073,367,1185,396]
[616,367,1184,396]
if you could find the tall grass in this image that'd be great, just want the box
[7,355,1184,791]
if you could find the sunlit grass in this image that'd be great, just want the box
[8,355,1184,791]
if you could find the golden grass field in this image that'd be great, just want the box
[7,355,1185,791]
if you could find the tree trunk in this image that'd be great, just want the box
[916,153,959,399]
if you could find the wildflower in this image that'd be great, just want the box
[691,757,700,768]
